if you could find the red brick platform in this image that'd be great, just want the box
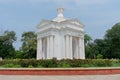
[0,68,120,75]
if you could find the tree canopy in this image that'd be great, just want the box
[85,23,120,59]
[20,31,37,59]
[0,31,16,59]
[104,23,120,59]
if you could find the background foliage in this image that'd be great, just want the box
[0,23,120,59]
[85,22,120,59]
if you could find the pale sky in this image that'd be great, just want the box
[0,0,120,49]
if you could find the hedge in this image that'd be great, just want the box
[0,59,119,68]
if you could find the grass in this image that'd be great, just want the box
[0,63,21,68]
[111,60,120,67]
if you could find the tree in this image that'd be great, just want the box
[84,34,95,58]
[15,50,24,59]
[21,31,37,59]
[0,31,16,59]
[85,42,100,59]
[94,39,110,58]
[84,34,92,45]
[105,23,120,59]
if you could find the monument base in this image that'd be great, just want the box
[0,68,120,75]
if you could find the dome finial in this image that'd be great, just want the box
[53,8,66,22]
[57,8,64,17]
[57,8,64,14]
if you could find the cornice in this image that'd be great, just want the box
[37,19,54,29]
[37,18,84,29]
[62,18,84,28]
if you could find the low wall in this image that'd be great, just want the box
[0,67,120,75]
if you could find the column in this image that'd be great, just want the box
[65,36,66,58]
[62,35,65,59]
[47,36,50,59]
[54,35,58,59]
[65,35,69,59]
[81,37,85,59]
[79,37,85,59]
[69,36,72,59]
[50,35,54,59]
[52,36,55,57]
[37,39,40,60]
[76,39,79,59]
[79,37,81,59]
[42,39,45,59]
[37,38,42,60]
[40,39,42,59]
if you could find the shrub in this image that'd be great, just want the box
[91,59,112,67]
[1,63,21,68]
[37,58,57,68]
[19,59,38,67]
[97,54,103,59]
[19,59,30,67]
[0,59,119,68]
[57,59,70,68]
[111,59,120,67]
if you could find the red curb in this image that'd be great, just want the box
[0,68,120,75]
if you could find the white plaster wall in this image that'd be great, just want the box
[53,30,66,59]
[54,32,61,59]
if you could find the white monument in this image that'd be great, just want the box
[37,8,85,60]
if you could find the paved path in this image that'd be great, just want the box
[0,74,120,80]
